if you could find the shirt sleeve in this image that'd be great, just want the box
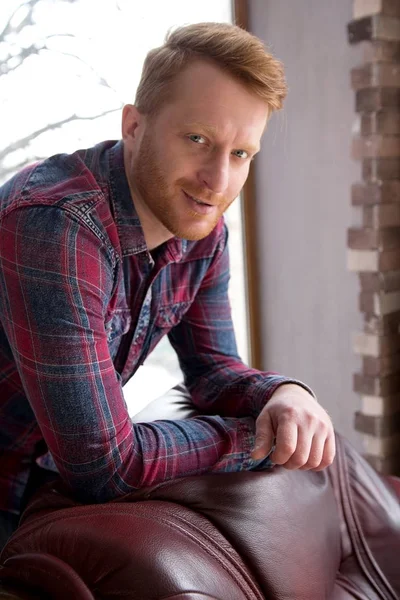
[0,205,267,505]
[168,223,315,418]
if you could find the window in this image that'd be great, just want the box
[0,0,249,414]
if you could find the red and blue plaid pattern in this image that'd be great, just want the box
[0,141,302,515]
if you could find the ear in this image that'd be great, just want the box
[121,104,143,143]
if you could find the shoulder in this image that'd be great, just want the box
[0,140,116,217]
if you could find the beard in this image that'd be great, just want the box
[132,129,232,241]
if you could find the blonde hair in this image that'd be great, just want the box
[135,22,287,116]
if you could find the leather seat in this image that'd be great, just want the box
[0,387,399,599]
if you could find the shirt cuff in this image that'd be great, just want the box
[246,377,316,418]
[223,417,276,472]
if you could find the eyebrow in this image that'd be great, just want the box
[182,122,260,154]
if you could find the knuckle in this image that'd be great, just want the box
[306,457,321,469]
[304,412,317,425]
[279,441,297,456]
[325,450,336,465]
[317,420,328,434]
[289,453,308,468]
[281,406,298,421]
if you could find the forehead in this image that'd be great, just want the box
[158,60,269,143]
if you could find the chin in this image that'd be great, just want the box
[174,223,217,241]
[181,232,210,241]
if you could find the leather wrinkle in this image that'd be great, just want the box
[337,440,397,600]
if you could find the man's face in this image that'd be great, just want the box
[122,60,269,247]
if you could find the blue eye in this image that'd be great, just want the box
[189,134,206,144]
[232,149,248,159]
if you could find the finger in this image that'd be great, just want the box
[314,432,336,471]
[270,420,298,465]
[251,411,274,460]
[298,433,326,470]
[282,426,314,470]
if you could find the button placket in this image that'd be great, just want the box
[132,286,152,348]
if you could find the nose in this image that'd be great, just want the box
[198,152,229,195]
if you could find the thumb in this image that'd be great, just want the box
[251,411,275,460]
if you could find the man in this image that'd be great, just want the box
[0,22,334,549]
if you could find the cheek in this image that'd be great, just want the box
[229,169,249,199]
[174,160,199,185]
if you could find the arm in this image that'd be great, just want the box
[0,206,263,504]
[168,224,335,471]
[168,223,312,418]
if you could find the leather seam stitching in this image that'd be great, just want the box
[337,439,397,599]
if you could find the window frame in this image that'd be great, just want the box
[233,0,263,370]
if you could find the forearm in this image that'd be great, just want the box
[0,206,271,507]
[168,224,314,419]
[182,354,314,419]
[53,414,259,504]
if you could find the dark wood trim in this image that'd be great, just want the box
[233,0,249,29]
[233,0,263,369]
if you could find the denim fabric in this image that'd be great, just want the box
[0,510,19,552]
[0,140,311,516]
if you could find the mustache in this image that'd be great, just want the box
[177,178,227,206]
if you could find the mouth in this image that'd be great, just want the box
[183,190,216,215]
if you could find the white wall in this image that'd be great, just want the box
[249,0,364,447]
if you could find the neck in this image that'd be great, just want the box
[123,149,173,251]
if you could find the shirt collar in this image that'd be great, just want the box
[108,140,187,262]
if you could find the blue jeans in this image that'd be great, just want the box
[0,463,58,553]
[0,510,19,552]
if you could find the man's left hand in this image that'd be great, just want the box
[251,384,335,471]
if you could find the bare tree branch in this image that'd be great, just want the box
[0,107,122,163]
[0,0,41,41]
[0,43,44,75]
[0,1,81,75]
[45,33,76,43]
[47,46,125,103]
[0,0,123,183]
[0,0,80,40]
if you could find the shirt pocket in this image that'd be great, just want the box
[154,302,192,330]
[105,309,132,342]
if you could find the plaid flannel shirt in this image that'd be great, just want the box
[0,140,308,515]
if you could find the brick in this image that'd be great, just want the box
[347,248,400,271]
[377,248,400,270]
[354,371,400,395]
[360,270,400,291]
[352,331,400,356]
[363,353,400,375]
[361,39,400,62]
[364,453,400,475]
[361,432,400,456]
[355,410,400,436]
[362,203,400,227]
[360,291,378,313]
[348,226,400,250]
[356,87,400,112]
[351,181,400,205]
[348,15,400,44]
[361,111,400,136]
[364,310,400,333]
[360,290,400,315]
[354,0,400,20]
[362,158,400,181]
[352,135,400,159]
[351,63,400,90]
[349,228,378,250]
[361,392,400,414]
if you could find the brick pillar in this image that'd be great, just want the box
[347,0,400,475]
